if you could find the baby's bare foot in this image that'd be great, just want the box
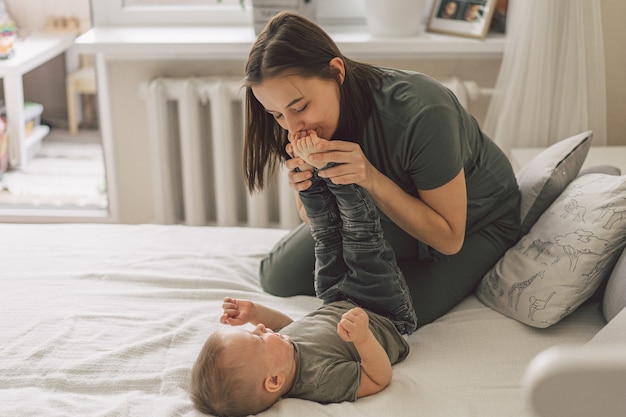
[289,132,314,172]
[293,134,327,169]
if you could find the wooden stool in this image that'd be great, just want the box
[66,66,97,135]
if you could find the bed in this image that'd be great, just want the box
[0,222,606,417]
[2,132,625,417]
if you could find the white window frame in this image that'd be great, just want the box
[91,0,250,26]
[90,0,367,27]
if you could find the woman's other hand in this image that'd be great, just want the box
[308,139,377,189]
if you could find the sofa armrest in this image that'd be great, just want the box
[523,346,626,417]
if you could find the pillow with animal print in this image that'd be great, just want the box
[476,173,626,328]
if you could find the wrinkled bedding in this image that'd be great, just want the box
[0,224,606,417]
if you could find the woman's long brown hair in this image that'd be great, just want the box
[243,11,384,192]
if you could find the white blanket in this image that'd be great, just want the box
[0,224,606,417]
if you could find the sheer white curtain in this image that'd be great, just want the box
[484,0,606,156]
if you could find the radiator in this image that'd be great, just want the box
[142,77,301,229]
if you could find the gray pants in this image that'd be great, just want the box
[299,170,418,334]
[261,202,520,326]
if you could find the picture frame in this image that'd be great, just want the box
[426,0,498,39]
[489,0,509,34]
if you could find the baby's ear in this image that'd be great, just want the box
[264,373,285,393]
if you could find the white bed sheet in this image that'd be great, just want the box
[0,224,606,417]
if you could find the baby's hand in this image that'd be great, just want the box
[337,307,370,345]
[220,297,255,326]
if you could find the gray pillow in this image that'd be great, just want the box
[603,248,626,322]
[517,131,592,235]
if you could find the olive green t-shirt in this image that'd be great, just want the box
[282,300,409,403]
[362,68,520,260]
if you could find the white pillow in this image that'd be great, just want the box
[476,173,626,328]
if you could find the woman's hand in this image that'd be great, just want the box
[285,142,313,192]
[302,138,467,255]
[285,135,379,223]
[285,130,315,192]
[306,139,378,190]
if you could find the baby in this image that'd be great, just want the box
[190,132,417,417]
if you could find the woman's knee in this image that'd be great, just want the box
[259,223,316,297]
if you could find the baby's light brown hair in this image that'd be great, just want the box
[190,331,276,417]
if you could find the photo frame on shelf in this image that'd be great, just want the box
[427,0,497,39]
[489,0,509,34]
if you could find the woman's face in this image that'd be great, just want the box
[251,62,343,140]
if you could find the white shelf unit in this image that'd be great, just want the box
[0,32,75,168]
[22,124,50,157]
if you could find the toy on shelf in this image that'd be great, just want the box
[0,101,44,136]
[0,2,15,59]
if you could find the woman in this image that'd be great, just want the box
[243,12,520,325]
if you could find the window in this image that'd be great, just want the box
[91,0,250,26]
[124,0,243,5]
[91,0,365,27]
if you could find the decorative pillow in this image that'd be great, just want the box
[476,173,626,328]
[517,131,592,235]
[603,248,626,322]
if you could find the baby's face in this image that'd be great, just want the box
[222,323,295,370]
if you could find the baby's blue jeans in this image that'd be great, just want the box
[299,168,418,335]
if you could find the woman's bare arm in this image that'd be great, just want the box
[308,140,467,255]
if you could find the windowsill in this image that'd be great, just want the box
[0,207,110,223]
[75,25,506,60]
